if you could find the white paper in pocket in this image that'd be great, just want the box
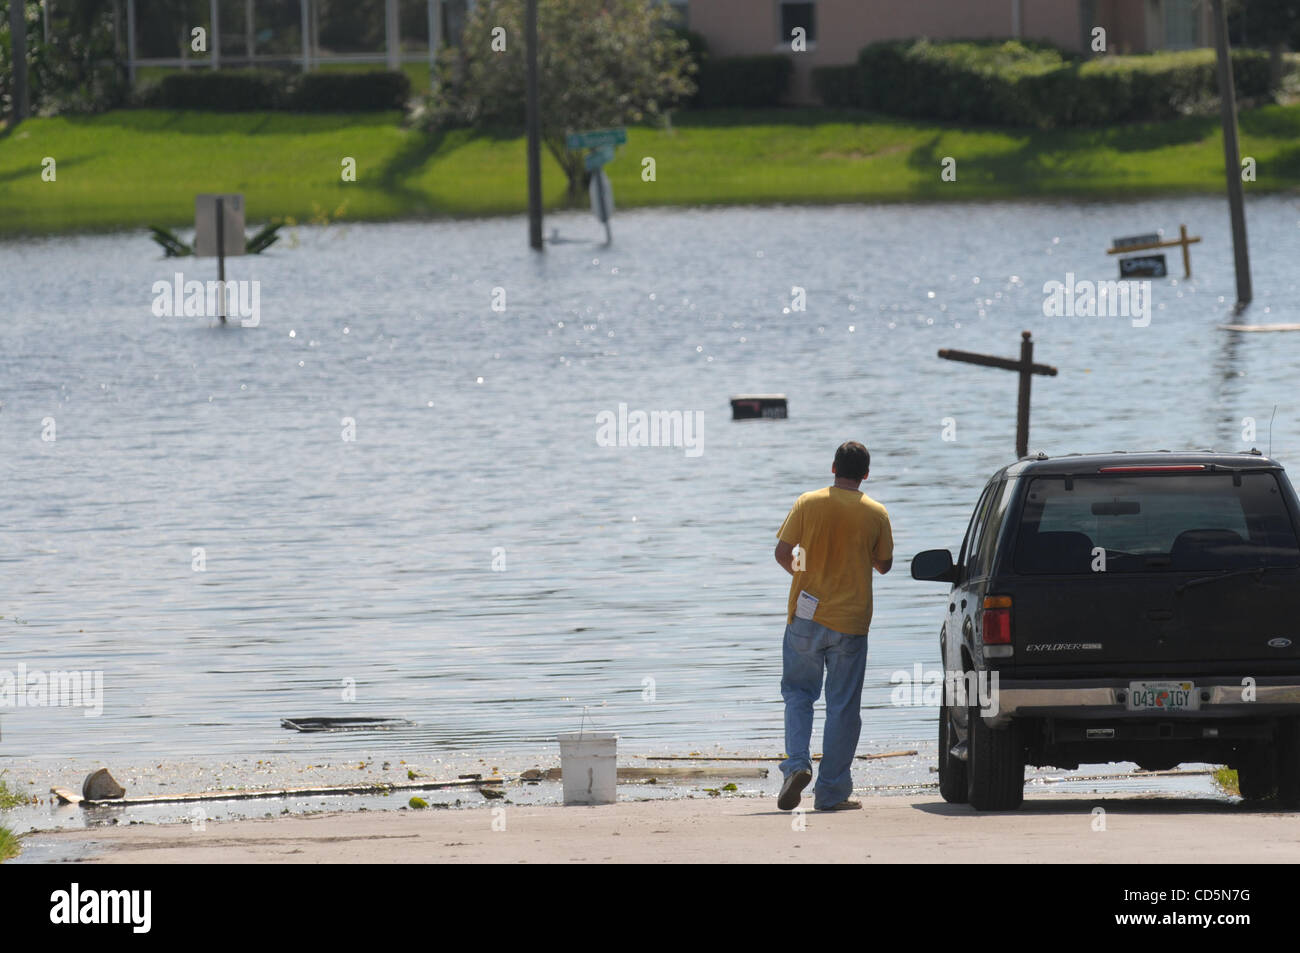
[795,590,819,621]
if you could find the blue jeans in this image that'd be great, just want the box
[779,616,869,809]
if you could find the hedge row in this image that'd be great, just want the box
[692,54,792,109]
[143,69,411,112]
[813,40,1281,127]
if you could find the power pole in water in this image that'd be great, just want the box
[9,0,29,123]
[1211,0,1252,310]
[525,0,544,251]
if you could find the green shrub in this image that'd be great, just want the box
[673,26,709,62]
[141,68,410,113]
[693,54,792,108]
[812,64,863,107]
[855,39,1284,127]
[286,70,411,112]
[150,69,286,111]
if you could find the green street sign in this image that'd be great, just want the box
[566,127,627,150]
[584,145,616,171]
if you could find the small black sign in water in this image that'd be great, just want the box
[280,717,416,733]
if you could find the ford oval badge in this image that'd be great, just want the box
[1268,637,1293,649]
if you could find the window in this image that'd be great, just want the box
[1162,0,1202,50]
[780,2,815,45]
[1014,472,1300,574]
[958,482,997,579]
[442,0,468,48]
[1079,0,1099,53]
[974,479,1016,577]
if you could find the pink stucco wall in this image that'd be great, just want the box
[684,0,1127,102]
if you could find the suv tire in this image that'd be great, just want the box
[938,703,968,804]
[1235,744,1276,801]
[1276,718,1300,809]
[967,704,1024,810]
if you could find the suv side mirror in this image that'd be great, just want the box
[911,549,957,583]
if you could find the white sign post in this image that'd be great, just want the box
[588,169,614,246]
[568,129,624,246]
[195,194,245,324]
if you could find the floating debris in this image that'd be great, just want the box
[279,717,415,733]
[640,750,916,763]
[52,775,506,808]
[81,768,125,801]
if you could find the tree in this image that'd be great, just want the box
[2,0,127,119]
[5,0,29,122]
[1235,0,1300,85]
[437,0,695,198]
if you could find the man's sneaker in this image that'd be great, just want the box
[814,799,862,812]
[777,769,813,811]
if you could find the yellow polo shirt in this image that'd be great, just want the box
[777,487,893,635]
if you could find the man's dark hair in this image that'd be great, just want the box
[834,441,870,482]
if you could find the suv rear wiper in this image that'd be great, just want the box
[1176,565,1280,594]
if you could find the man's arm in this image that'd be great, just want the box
[775,540,797,576]
[873,511,894,574]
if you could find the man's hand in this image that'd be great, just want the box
[874,557,893,575]
[774,540,797,576]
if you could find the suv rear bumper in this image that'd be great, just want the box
[987,677,1300,727]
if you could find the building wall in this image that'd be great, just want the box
[1022,0,1085,52]
[1096,0,1149,53]
[686,0,1203,103]
[690,0,1029,101]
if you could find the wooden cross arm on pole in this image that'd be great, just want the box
[937,331,1057,459]
[937,348,1058,377]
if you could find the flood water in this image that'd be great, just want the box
[2,197,1299,764]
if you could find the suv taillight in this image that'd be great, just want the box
[982,596,1012,644]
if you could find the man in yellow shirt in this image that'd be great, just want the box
[773,441,893,812]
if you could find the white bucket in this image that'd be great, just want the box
[556,731,618,805]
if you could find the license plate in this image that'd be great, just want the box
[1127,681,1198,712]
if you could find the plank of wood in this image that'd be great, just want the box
[1219,323,1300,332]
[539,766,767,781]
[639,750,918,762]
[56,776,506,808]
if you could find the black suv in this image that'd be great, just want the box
[911,450,1300,811]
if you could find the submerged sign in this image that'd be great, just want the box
[194,193,245,257]
[1119,254,1167,278]
[566,127,627,150]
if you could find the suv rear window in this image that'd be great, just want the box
[1013,472,1300,574]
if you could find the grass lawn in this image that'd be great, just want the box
[2,105,1300,236]
[0,827,17,862]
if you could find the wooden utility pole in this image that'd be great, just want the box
[1211,0,1252,309]
[938,331,1058,459]
[9,0,30,123]
[525,0,543,250]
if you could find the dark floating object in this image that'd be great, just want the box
[280,716,416,733]
[82,767,126,801]
[1118,254,1167,278]
[730,394,787,420]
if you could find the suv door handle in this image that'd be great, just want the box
[960,599,967,610]
[949,603,956,613]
